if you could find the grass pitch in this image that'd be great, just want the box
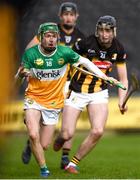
[0,131,140,179]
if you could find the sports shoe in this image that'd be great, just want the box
[40,167,50,178]
[21,140,32,164]
[53,135,65,151]
[60,156,69,169]
[65,165,79,174]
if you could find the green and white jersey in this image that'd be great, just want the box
[22,44,80,109]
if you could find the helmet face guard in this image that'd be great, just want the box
[59,2,78,15]
[95,15,117,37]
[38,22,59,41]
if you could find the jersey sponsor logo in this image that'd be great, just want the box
[36,70,60,80]
[34,58,44,66]
[65,35,72,43]
[93,61,112,69]
[58,58,65,65]
[31,66,67,81]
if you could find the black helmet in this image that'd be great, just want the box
[59,2,78,15]
[95,15,117,36]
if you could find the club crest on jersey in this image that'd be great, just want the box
[112,53,117,60]
[65,36,71,43]
[58,58,65,65]
[88,49,95,54]
[88,49,96,57]
[34,58,44,66]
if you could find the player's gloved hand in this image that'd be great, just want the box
[118,103,128,114]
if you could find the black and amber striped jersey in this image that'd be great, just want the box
[58,24,85,81]
[58,24,85,48]
[71,34,127,93]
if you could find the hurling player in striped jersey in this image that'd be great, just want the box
[53,15,128,174]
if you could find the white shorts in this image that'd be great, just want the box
[65,89,109,111]
[24,98,61,125]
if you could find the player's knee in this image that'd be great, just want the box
[67,131,74,139]
[29,131,39,142]
[91,128,104,139]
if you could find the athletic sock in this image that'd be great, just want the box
[70,156,80,166]
[62,148,70,159]
[40,164,47,169]
[27,139,30,145]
